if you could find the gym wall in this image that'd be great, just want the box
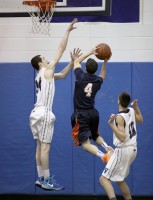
[0,62,153,195]
[0,0,153,196]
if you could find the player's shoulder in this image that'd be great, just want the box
[115,114,125,126]
[128,107,136,117]
[36,68,47,81]
[128,107,135,113]
[74,67,83,73]
[116,114,125,121]
[74,67,84,78]
[37,68,45,75]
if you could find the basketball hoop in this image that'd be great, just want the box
[23,0,56,36]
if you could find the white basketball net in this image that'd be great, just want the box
[27,3,55,36]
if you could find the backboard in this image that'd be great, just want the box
[0,0,112,17]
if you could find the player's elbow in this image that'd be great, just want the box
[101,74,106,79]
[58,72,65,79]
[54,72,65,80]
[137,117,143,124]
[136,114,143,124]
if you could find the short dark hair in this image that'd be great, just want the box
[31,55,42,71]
[86,58,98,74]
[119,92,131,108]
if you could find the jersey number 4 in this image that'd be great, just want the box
[84,83,93,97]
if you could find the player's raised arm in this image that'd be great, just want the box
[131,99,143,123]
[99,54,111,79]
[54,48,82,80]
[108,114,126,142]
[73,45,99,70]
[44,18,78,80]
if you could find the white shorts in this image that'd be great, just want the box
[102,146,137,182]
[29,106,56,143]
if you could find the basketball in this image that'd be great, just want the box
[96,43,112,60]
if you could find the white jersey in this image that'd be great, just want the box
[34,68,55,110]
[113,107,137,148]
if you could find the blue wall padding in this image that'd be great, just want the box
[0,63,36,193]
[0,62,153,195]
[132,63,153,195]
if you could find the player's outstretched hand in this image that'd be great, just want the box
[131,99,138,108]
[71,48,82,61]
[89,44,101,56]
[67,18,78,32]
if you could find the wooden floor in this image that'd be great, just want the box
[0,195,153,200]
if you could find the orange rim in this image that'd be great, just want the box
[23,0,56,11]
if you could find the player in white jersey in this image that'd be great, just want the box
[29,18,82,190]
[100,92,143,200]
[30,67,56,144]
